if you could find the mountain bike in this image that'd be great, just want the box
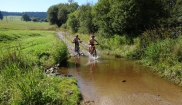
[89,44,99,58]
[73,41,82,56]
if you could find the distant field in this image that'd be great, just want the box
[0,16,56,30]
[3,16,22,21]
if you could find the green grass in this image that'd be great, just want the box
[0,67,80,105]
[0,16,81,104]
[0,30,68,68]
[95,35,138,58]
[139,35,182,86]
[0,16,57,30]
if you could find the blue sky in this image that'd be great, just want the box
[0,0,98,12]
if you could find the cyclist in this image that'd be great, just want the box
[72,35,82,53]
[88,35,99,54]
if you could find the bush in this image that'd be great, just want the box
[142,39,176,66]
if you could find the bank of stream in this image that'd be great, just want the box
[57,32,182,105]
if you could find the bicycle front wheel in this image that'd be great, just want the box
[93,50,97,57]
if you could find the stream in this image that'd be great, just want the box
[58,55,182,105]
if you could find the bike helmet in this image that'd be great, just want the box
[91,35,95,38]
[76,35,78,37]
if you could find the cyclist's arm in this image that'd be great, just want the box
[94,39,100,44]
[72,38,75,43]
[88,39,91,45]
[78,38,82,43]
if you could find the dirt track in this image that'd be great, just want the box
[57,31,91,57]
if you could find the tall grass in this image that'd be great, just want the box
[0,17,81,104]
[136,28,182,86]
[97,34,138,57]
[0,30,69,68]
[0,66,80,104]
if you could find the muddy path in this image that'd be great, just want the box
[57,32,182,105]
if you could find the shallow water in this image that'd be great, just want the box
[59,56,182,105]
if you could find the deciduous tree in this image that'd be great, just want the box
[77,4,93,34]
[67,12,79,33]
[21,13,31,21]
[47,5,59,26]
[92,0,168,39]
[47,3,78,27]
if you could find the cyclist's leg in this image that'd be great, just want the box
[75,43,79,52]
[74,44,77,52]
[78,46,80,56]
[92,46,95,54]
[90,45,94,54]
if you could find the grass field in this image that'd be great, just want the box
[0,16,81,104]
[0,16,57,30]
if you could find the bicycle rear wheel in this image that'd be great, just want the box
[75,46,80,56]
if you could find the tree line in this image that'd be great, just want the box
[0,11,47,22]
[1,11,47,19]
[47,0,182,44]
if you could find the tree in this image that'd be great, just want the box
[68,3,79,13]
[57,7,69,27]
[21,13,31,21]
[92,0,113,37]
[67,12,79,33]
[77,4,93,34]
[68,0,74,4]
[92,0,168,39]
[47,5,59,26]
[32,17,40,22]
[163,0,182,27]
[47,3,78,27]
[0,11,3,20]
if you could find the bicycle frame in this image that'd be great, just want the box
[89,44,98,57]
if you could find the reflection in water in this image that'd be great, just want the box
[74,57,80,75]
[87,58,98,74]
[60,56,182,105]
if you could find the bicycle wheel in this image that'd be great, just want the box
[77,46,80,56]
[93,49,97,57]
[88,47,91,54]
